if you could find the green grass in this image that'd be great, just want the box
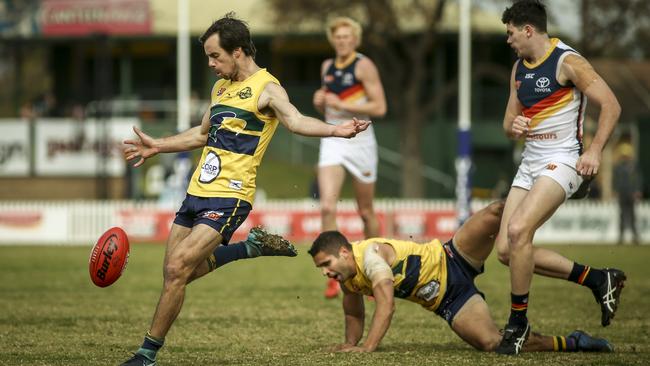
[1,244,649,365]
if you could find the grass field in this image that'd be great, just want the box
[1,243,649,365]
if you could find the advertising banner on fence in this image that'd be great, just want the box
[0,208,68,244]
[0,120,30,177]
[0,200,648,245]
[40,0,151,36]
[34,118,138,176]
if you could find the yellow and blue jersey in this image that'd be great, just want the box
[187,69,280,204]
[343,238,448,312]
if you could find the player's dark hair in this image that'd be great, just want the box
[501,0,547,33]
[308,231,352,257]
[199,12,256,59]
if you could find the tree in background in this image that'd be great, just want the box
[581,0,650,59]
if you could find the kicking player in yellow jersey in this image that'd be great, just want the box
[120,13,370,366]
[309,202,613,354]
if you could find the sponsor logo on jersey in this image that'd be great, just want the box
[229,179,243,190]
[525,73,535,79]
[238,86,252,99]
[202,211,224,221]
[527,133,558,141]
[342,73,354,86]
[546,163,557,171]
[199,151,221,183]
[535,77,551,92]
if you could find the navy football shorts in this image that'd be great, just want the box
[434,239,485,325]
[173,194,252,244]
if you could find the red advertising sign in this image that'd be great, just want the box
[41,0,151,36]
[116,208,455,245]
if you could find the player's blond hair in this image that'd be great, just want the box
[326,17,362,47]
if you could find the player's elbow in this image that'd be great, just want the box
[370,103,387,118]
[609,99,622,120]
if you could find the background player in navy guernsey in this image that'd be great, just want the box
[120,13,370,366]
[309,202,614,354]
[312,17,387,299]
[495,0,625,355]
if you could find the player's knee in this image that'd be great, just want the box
[163,257,192,284]
[320,203,337,218]
[506,219,532,248]
[487,200,505,219]
[476,335,501,352]
[496,245,510,265]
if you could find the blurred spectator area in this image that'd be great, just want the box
[0,1,648,200]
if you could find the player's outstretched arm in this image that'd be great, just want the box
[123,111,209,167]
[261,82,370,138]
[562,54,621,177]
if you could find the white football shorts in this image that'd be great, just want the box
[512,158,583,200]
[318,136,378,184]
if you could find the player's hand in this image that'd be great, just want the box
[123,126,159,168]
[576,148,601,177]
[509,115,530,139]
[324,93,342,110]
[313,87,327,109]
[333,118,371,138]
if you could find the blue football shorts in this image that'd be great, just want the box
[173,194,252,244]
[434,239,485,325]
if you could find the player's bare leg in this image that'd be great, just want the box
[319,165,346,298]
[352,177,379,238]
[150,224,223,338]
[452,200,504,266]
[495,186,573,278]
[497,177,565,355]
[121,224,221,366]
[318,165,346,231]
[452,295,613,353]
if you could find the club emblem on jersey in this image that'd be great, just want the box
[545,163,557,171]
[216,87,226,96]
[238,87,252,99]
[515,80,522,90]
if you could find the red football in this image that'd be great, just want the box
[89,227,130,287]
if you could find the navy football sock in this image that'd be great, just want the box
[206,242,249,271]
